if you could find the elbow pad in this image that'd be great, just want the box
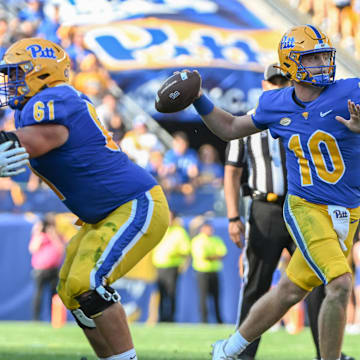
[0,131,21,149]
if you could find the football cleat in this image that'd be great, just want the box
[313,353,355,360]
[278,24,336,87]
[341,353,355,360]
[211,339,237,360]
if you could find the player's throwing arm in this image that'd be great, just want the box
[155,70,261,140]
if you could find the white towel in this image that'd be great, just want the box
[328,205,350,251]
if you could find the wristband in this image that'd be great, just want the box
[228,216,240,222]
[193,94,214,116]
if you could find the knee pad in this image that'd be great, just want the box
[72,286,121,330]
[77,286,121,319]
[71,308,96,330]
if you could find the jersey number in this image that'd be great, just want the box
[33,100,55,122]
[85,101,119,151]
[288,130,345,186]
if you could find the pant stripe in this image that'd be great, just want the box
[107,191,154,277]
[90,191,153,289]
[283,196,327,284]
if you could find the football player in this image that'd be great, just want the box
[0,38,169,360]
[191,25,360,360]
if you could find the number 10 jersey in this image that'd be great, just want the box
[252,78,360,208]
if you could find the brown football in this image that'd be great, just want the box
[155,71,201,113]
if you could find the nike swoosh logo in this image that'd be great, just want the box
[130,357,137,360]
[320,110,333,117]
[350,219,359,224]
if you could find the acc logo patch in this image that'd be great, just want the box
[280,117,291,126]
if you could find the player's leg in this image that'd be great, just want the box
[238,273,308,342]
[236,200,290,359]
[57,224,112,359]
[83,327,112,358]
[305,284,325,359]
[288,236,324,359]
[59,185,169,359]
[97,186,169,354]
[284,195,360,360]
[319,273,352,360]
[212,273,308,359]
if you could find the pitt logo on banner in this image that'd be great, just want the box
[83,19,281,71]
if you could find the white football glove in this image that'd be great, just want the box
[0,141,29,177]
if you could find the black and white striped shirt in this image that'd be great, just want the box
[225,130,287,196]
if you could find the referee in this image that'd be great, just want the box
[224,63,354,360]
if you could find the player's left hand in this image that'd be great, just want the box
[0,141,29,177]
[336,100,360,133]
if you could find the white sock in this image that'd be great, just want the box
[224,331,249,356]
[110,349,137,360]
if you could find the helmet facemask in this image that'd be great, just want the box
[0,61,33,109]
[278,25,336,88]
[0,38,70,110]
[289,48,336,87]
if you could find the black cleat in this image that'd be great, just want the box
[341,353,355,360]
[314,353,355,360]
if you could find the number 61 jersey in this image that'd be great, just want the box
[14,84,157,223]
[252,78,360,208]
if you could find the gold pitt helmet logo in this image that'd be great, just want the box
[280,117,291,126]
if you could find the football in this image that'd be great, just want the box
[155,70,201,113]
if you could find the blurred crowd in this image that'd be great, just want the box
[289,0,360,58]
[0,0,224,205]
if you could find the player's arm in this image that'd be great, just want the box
[224,164,245,248]
[193,91,261,141]
[11,124,69,158]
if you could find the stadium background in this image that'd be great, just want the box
[1,0,360,332]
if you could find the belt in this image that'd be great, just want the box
[251,190,286,205]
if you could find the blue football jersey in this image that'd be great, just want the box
[252,78,360,208]
[15,85,157,223]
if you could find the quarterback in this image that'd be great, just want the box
[192,25,360,360]
[0,38,169,360]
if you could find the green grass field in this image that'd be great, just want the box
[0,322,359,360]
